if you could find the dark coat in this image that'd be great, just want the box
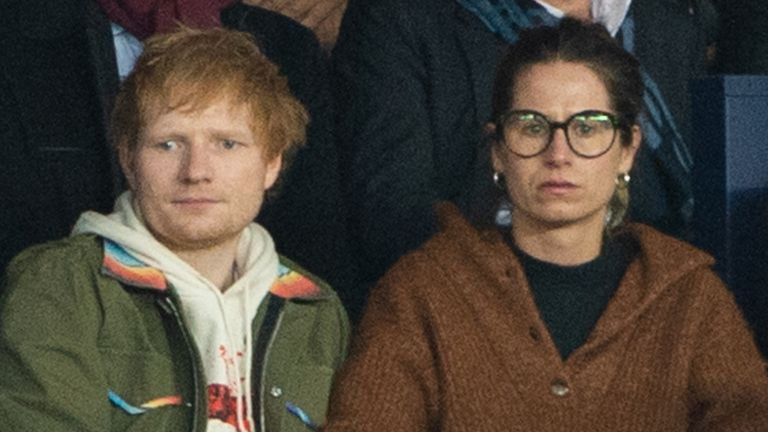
[222,4,359,314]
[0,0,120,273]
[332,0,710,285]
[713,0,768,74]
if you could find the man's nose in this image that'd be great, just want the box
[179,143,213,183]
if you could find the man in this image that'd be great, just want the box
[1,1,358,321]
[0,27,348,432]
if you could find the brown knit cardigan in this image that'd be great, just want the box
[323,203,768,431]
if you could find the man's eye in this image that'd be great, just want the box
[221,140,239,150]
[158,140,179,151]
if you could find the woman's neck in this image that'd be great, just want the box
[511,212,605,266]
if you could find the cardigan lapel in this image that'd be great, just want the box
[436,205,566,400]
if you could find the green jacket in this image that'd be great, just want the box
[0,234,349,432]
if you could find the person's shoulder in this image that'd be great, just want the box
[343,0,455,24]
[5,234,103,279]
[222,3,319,50]
[1,235,106,314]
[383,202,505,280]
[624,223,718,288]
[275,255,350,339]
[276,255,342,303]
[627,223,713,264]
[426,201,501,255]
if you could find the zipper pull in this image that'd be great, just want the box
[156,296,174,315]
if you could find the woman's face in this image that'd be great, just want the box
[491,61,639,233]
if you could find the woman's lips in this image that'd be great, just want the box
[539,180,577,195]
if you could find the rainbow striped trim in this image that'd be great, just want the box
[101,240,323,299]
[286,401,318,430]
[108,390,183,415]
[269,263,321,299]
[102,240,167,291]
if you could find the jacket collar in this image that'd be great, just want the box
[100,239,326,300]
[271,263,327,300]
[102,239,168,291]
[434,202,716,346]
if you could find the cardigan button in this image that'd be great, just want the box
[528,327,541,342]
[550,378,570,397]
[270,386,283,398]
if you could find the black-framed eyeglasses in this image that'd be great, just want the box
[497,110,622,158]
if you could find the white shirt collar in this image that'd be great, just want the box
[533,0,634,36]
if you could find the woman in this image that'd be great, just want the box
[322,19,768,431]
[331,0,706,296]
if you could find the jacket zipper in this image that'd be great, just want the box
[162,296,203,432]
[259,309,285,432]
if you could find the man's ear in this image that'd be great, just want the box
[118,143,137,191]
[264,154,282,191]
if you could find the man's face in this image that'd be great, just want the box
[122,97,281,252]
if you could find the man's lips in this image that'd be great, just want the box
[171,198,221,207]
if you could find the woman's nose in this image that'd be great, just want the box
[543,127,573,164]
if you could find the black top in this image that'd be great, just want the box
[505,232,636,359]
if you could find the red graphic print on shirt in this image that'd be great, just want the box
[207,384,251,431]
